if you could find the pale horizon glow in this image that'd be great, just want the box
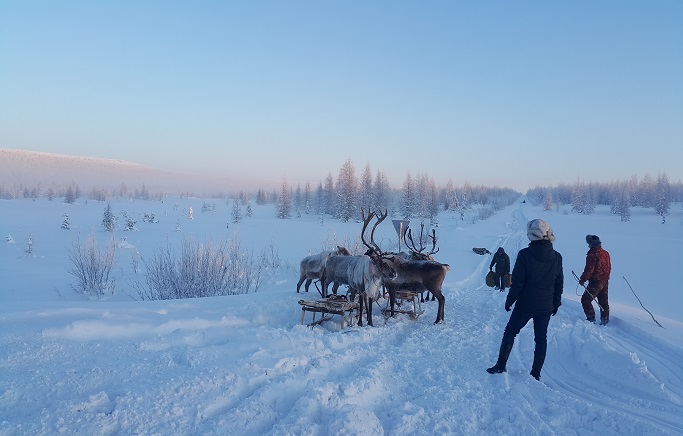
[1,2,682,192]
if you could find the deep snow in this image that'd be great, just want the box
[1,196,682,435]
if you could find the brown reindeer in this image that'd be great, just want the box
[363,210,450,325]
[296,246,350,294]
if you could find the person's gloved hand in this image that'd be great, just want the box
[505,296,515,312]
[579,280,585,287]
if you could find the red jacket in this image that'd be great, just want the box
[579,246,611,283]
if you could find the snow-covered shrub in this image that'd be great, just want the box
[134,236,263,301]
[67,232,117,298]
[25,234,34,257]
[125,217,137,231]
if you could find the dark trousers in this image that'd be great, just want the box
[494,272,509,290]
[581,280,609,321]
[502,309,552,371]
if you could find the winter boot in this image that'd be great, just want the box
[486,342,512,374]
[530,348,546,381]
[586,317,595,323]
[600,318,609,326]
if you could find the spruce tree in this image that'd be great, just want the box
[102,203,115,232]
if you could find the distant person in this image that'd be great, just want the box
[579,235,611,325]
[489,247,510,291]
[486,219,563,381]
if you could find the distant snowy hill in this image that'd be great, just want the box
[0,148,261,196]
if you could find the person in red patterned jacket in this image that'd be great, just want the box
[579,234,612,325]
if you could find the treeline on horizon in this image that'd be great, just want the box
[527,173,681,223]
[1,159,680,223]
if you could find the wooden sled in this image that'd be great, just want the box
[382,290,424,320]
[298,297,359,329]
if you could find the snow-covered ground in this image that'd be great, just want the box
[1,196,682,435]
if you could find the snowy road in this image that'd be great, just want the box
[1,201,682,435]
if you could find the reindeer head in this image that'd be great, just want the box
[360,208,397,279]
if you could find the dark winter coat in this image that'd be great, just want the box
[506,240,563,315]
[490,251,510,274]
[579,246,611,284]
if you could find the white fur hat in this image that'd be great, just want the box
[527,219,555,242]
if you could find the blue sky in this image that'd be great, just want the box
[1,1,681,192]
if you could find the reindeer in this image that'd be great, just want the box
[404,224,440,303]
[321,210,397,327]
[296,246,350,294]
[363,210,450,325]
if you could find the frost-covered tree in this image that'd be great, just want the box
[358,163,374,211]
[293,184,303,218]
[401,172,415,219]
[322,173,336,216]
[276,178,291,219]
[611,182,632,222]
[655,172,671,223]
[571,179,595,214]
[443,179,458,212]
[245,202,253,218]
[314,182,325,214]
[303,181,312,215]
[64,185,76,204]
[232,199,242,224]
[416,174,439,221]
[543,191,554,211]
[61,213,70,230]
[336,159,358,222]
[255,189,267,205]
[638,174,656,208]
[373,170,391,213]
[102,203,115,232]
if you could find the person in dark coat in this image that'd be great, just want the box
[579,234,611,325]
[486,219,564,381]
[489,247,511,291]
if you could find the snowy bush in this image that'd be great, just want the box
[67,232,117,297]
[134,236,264,301]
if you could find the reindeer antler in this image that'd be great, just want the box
[428,229,439,255]
[360,208,387,255]
[407,224,440,258]
[369,209,387,254]
[360,208,377,252]
[406,223,426,254]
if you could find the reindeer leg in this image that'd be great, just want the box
[358,295,364,327]
[389,289,397,317]
[434,292,445,324]
[367,297,373,327]
[320,276,327,298]
[304,278,313,293]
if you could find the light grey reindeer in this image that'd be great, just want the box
[322,210,396,327]
[296,246,350,294]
